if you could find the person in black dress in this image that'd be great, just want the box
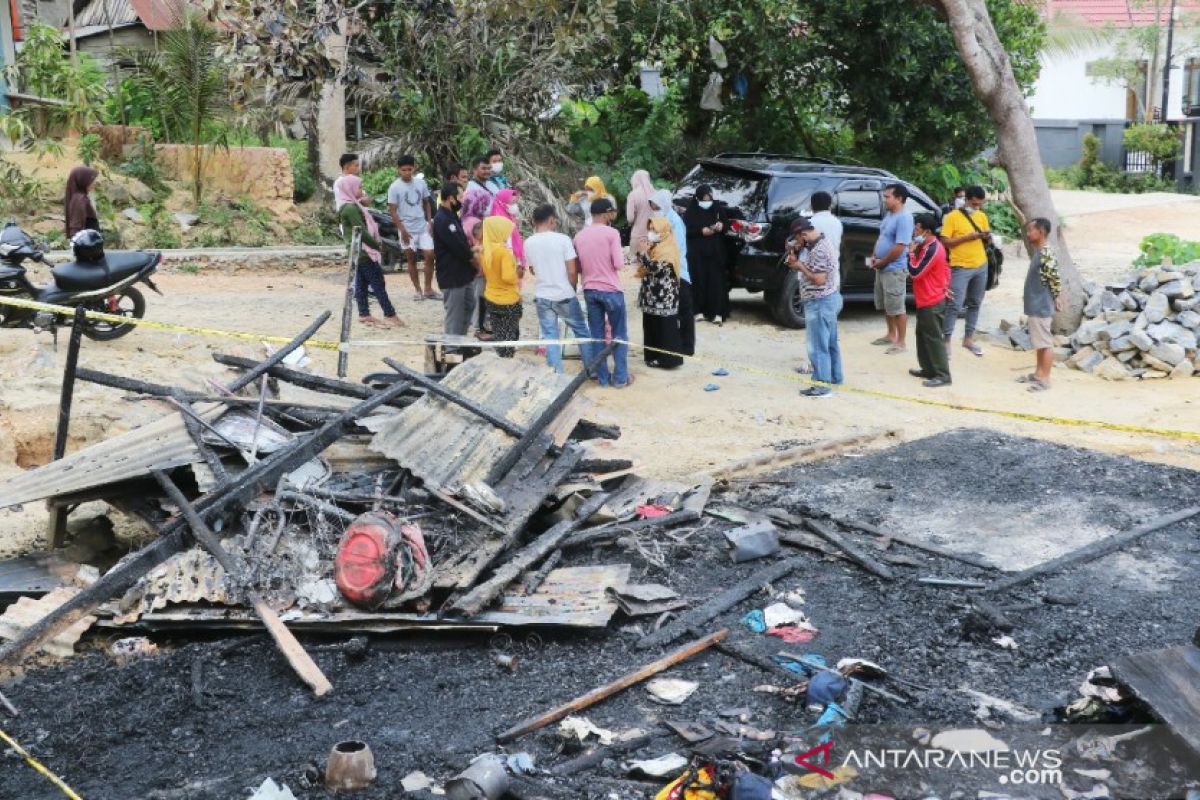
[683,184,730,325]
[636,216,684,369]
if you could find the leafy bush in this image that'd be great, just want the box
[138,202,181,249]
[1133,233,1200,267]
[119,135,164,191]
[0,159,46,217]
[79,133,102,166]
[360,168,395,204]
[195,197,273,247]
[4,22,109,138]
[283,140,316,203]
[1079,133,1101,187]
[983,201,1022,240]
[1123,124,1181,163]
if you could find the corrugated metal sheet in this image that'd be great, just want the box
[366,358,575,494]
[0,587,97,658]
[0,404,222,509]
[74,0,184,30]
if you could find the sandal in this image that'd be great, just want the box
[884,345,907,355]
[382,316,407,327]
[1016,373,1040,384]
[1027,379,1051,392]
[412,292,425,302]
[871,337,893,346]
[358,315,383,327]
[963,342,984,357]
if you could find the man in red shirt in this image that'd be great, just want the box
[907,213,952,387]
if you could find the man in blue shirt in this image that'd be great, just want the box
[869,183,913,354]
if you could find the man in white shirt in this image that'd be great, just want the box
[387,154,440,300]
[808,190,842,261]
[526,204,594,373]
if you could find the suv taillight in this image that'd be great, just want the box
[729,219,769,243]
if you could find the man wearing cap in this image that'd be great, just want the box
[573,197,631,388]
[786,216,842,398]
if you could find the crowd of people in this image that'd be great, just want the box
[326,155,1064,396]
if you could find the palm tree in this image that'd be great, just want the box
[128,9,231,208]
[1042,8,1113,58]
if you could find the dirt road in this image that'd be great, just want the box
[1,189,1198,556]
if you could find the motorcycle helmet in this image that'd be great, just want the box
[71,228,105,263]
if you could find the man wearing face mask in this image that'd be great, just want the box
[786,217,842,398]
[432,184,479,337]
[941,186,966,216]
[486,148,510,192]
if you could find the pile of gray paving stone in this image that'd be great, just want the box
[999,263,1200,381]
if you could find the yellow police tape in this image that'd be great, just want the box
[0,727,84,800]
[2,293,1199,444]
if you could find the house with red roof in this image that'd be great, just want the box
[1030,0,1200,179]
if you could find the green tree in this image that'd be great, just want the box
[1,21,109,139]
[127,10,231,207]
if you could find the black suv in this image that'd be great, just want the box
[674,154,941,327]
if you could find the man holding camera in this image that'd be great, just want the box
[787,217,842,398]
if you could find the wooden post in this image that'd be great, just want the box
[46,307,86,548]
[338,227,361,378]
[153,471,333,697]
[496,629,728,742]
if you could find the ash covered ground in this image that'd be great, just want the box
[3,429,1200,800]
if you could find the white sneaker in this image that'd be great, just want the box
[714,315,724,326]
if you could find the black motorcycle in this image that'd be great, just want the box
[0,222,161,341]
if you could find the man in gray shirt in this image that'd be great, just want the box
[1020,217,1063,392]
[387,154,440,301]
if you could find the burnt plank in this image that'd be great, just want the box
[1111,645,1200,755]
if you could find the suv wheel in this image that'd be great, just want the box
[769,271,806,329]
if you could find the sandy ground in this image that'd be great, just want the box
[1,190,1199,557]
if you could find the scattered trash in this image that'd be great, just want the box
[506,752,537,775]
[324,740,377,791]
[703,383,721,391]
[740,610,767,633]
[610,583,686,617]
[445,753,509,800]
[627,752,689,778]
[663,720,714,743]
[559,716,617,745]
[766,626,818,644]
[494,652,518,672]
[638,504,674,519]
[730,771,773,799]
[778,765,857,791]
[655,763,718,800]
[1073,726,1154,761]
[401,770,434,792]
[711,367,730,377]
[647,677,700,705]
[929,728,1010,754]
[248,777,298,800]
[993,634,1019,650]
[806,671,848,708]
[109,636,158,666]
[724,521,780,562]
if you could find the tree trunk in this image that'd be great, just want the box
[937,0,1085,332]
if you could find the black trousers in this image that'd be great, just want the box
[916,301,951,381]
[678,280,696,356]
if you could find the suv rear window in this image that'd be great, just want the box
[675,165,766,219]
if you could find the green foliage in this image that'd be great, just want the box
[2,22,110,140]
[43,229,67,249]
[106,77,167,139]
[983,201,1022,240]
[289,220,337,245]
[126,10,232,207]
[0,160,46,217]
[194,197,273,247]
[79,133,102,166]
[1133,233,1200,267]
[176,261,202,275]
[1123,124,1181,163]
[282,140,315,203]
[1080,133,1101,186]
[908,160,1010,204]
[360,169,395,204]
[1048,135,1177,194]
[138,202,182,249]
[119,135,165,192]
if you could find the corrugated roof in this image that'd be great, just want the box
[73,0,183,31]
[1047,0,1200,28]
[0,404,222,509]
[366,358,577,495]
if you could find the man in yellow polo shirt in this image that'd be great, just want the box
[939,185,991,357]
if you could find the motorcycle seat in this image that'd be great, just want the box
[52,252,157,292]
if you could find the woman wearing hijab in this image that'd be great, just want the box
[567,176,616,230]
[626,170,656,252]
[481,216,523,357]
[684,184,730,325]
[650,189,695,356]
[636,216,684,369]
[65,166,100,239]
[488,188,526,267]
[336,175,402,327]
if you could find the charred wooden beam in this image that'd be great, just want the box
[226,310,331,393]
[0,378,414,670]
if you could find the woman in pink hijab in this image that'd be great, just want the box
[626,169,656,252]
[336,175,402,326]
[488,188,525,267]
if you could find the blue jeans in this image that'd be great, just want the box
[804,292,843,394]
[583,289,629,387]
[536,297,593,373]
